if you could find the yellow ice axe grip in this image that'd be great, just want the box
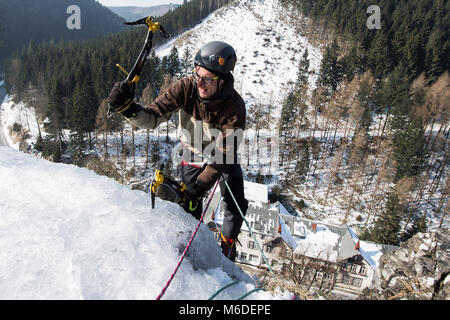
[146,17,160,32]
[131,75,140,83]
[151,170,164,193]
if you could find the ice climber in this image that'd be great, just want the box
[107,41,249,261]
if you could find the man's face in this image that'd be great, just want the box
[194,66,224,99]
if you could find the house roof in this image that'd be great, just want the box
[208,197,279,236]
[281,214,346,262]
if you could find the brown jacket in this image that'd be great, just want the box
[127,74,246,189]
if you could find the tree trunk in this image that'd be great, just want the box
[145,129,150,169]
[427,151,448,199]
[344,181,356,223]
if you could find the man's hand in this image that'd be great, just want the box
[107,81,137,116]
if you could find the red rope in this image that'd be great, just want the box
[155,179,221,300]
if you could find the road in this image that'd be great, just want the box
[0,84,8,146]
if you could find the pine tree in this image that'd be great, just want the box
[70,79,97,154]
[181,46,193,77]
[167,46,181,78]
[369,192,404,246]
[426,28,447,82]
[145,51,162,93]
[392,118,427,182]
[296,48,310,91]
[356,72,375,135]
[43,78,66,160]
[317,38,343,96]
[295,141,311,184]
[401,214,427,242]
[340,44,363,81]
[379,66,410,135]
[279,90,298,165]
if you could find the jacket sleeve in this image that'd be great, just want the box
[197,102,246,189]
[125,79,187,129]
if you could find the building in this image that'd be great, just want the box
[203,181,399,296]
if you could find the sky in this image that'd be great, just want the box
[96,0,184,7]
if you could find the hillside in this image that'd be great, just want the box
[156,0,323,113]
[1,0,448,254]
[0,0,126,71]
[280,0,450,81]
[108,4,179,21]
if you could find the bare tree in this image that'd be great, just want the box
[95,99,109,157]
[394,176,417,232]
[140,84,155,169]
[437,175,449,229]
[160,74,174,142]
[323,141,345,207]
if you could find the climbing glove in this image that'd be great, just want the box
[107,81,139,118]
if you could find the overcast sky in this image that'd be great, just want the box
[96,0,184,7]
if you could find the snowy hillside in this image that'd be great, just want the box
[156,0,322,117]
[0,146,292,300]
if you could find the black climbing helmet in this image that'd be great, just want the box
[194,41,237,76]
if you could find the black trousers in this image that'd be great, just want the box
[180,163,249,240]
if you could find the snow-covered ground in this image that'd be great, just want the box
[0,146,294,300]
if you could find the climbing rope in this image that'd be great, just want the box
[208,279,239,300]
[221,174,277,281]
[237,288,265,300]
[155,172,277,300]
[208,280,266,300]
[155,178,221,300]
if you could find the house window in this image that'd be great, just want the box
[342,275,352,285]
[240,252,247,261]
[359,266,367,276]
[315,272,323,281]
[249,254,259,262]
[352,278,363,287]
[324,273,334,281]
[265,245,273,253]
[350,264,358,274]
[340,263,348,271]
[248,241,257,250]
[261,234,265,240]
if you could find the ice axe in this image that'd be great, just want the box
[109,16,170,115]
